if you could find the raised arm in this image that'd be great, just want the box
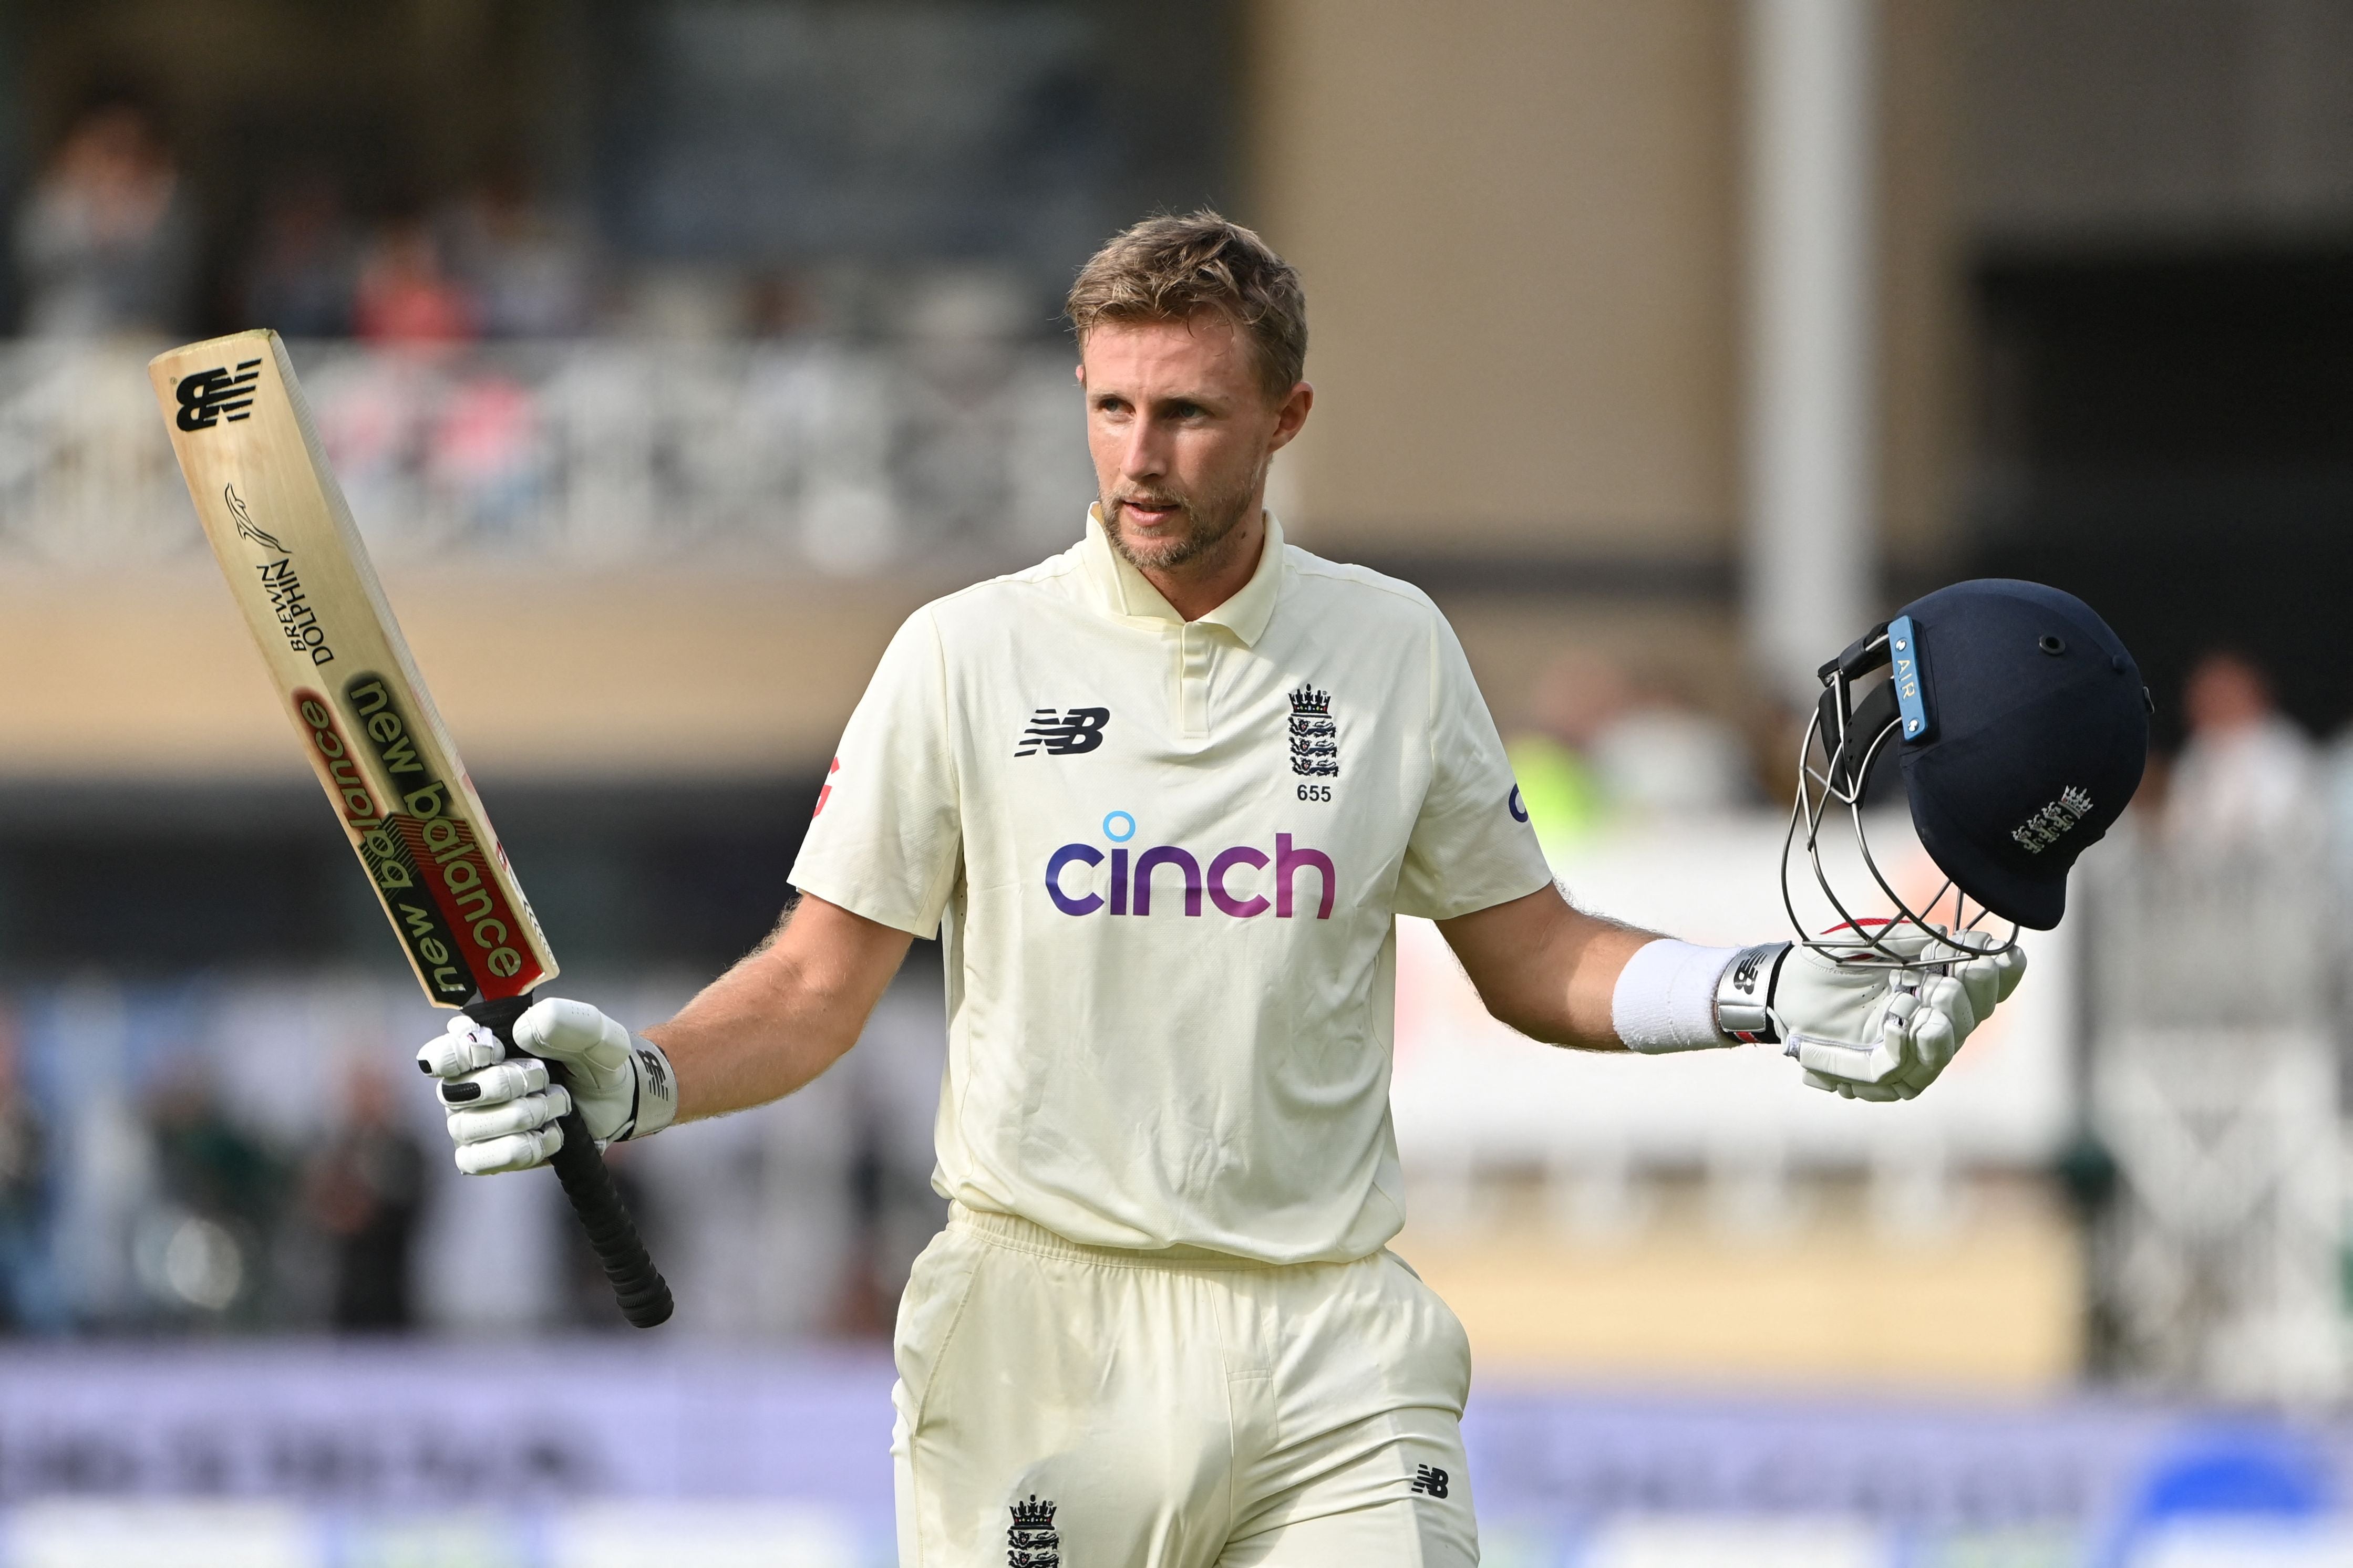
[418,893,914,1175]
[1435,884,1656,1051]
[647,893,915,1123]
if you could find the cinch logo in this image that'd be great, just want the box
[174,359,260,430]
[1046,829,1336,919]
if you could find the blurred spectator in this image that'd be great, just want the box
[1506,649,1623,849]
[1508,649,1755,852]
[2163,650,2323,853]
[0,1020,64,1334]
[827,982,952,1337]
[746,268,819,337]
[2325,732,2353,893]
[427,369,545,532]
[353,213,477,345]
[444,169,596,338]
[303,1064,428,1332]
[1589,673,1757,815]
[12,88,194,337]
[241,171,360,337]
[139,1063,283,1325]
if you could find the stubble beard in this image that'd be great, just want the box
[1101,468,1260,577]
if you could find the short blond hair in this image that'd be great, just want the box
[1065,211,1306,399]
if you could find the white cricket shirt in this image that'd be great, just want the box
[789,509,1553,1262]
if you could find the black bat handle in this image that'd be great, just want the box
[466,994,675,1329]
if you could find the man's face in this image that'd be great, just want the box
[1079,314,1309,575]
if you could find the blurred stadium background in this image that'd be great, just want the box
[3,1,2353,1564]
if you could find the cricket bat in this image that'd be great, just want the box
[149,330,672,1329]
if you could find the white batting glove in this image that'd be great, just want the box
[1764,926,2025,1101]
[417,998,680,1175]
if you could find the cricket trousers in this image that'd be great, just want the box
[891,1202,1479,1567]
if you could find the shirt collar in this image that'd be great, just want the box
[1077,503,1286,648]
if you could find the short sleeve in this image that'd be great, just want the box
[1393,610,1554,920]
[788,609,963,937]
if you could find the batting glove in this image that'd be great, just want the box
[1720,925,2025,1100]
[417,998,679,1175]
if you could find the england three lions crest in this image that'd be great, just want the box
[1008,1496,1060,1567]
[1289,685,1338,777]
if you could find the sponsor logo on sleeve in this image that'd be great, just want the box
[1016,707,1110,757]
[1411,1463,1451,1499]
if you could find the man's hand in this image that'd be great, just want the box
[1772,926,2025,1100]
[417,999,677,1174]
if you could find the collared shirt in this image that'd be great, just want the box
[789,507,1552,1262]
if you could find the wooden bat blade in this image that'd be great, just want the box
[148,330,558,1007]
[151,331,671,1330]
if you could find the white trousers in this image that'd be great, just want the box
[892,1203,1479,1567]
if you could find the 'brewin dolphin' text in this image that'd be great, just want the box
[226,483,334,666]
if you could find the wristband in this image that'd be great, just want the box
[1713,941,1792,1044]
[616,1034,679,1141]
[1612,939,1743,1053]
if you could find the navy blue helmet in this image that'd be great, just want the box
[1800,579,2150,936]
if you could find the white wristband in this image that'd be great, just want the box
[1612,939,1742,1053]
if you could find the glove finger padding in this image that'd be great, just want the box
[455,1123,565,1175]
[418,1018,503,1080]
[1794,971,1979,1097]
[1930,927,2025,1020]
[1994,943,2026,1002]
[1891,989,1964,1097]
[438,1056,549,1110]
[446,1085,572,1144]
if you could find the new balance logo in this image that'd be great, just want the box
[1016,707,1110,757]
[174,359,261,430]
[1411,1464,1450,1499]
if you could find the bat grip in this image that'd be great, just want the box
[466,994,675,1329]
